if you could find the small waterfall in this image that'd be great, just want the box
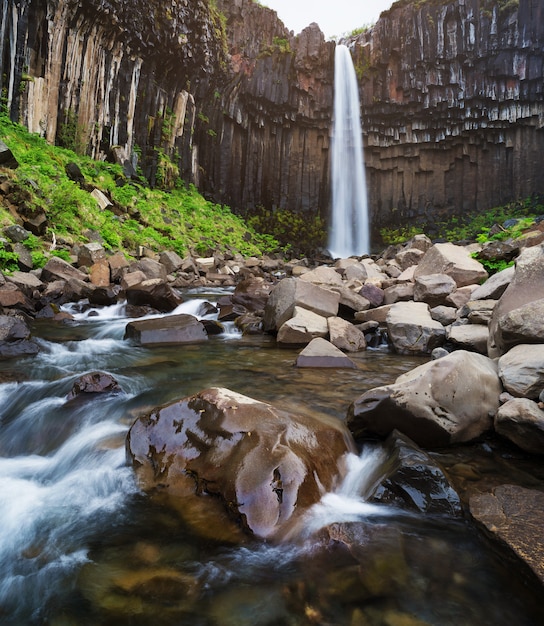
[328,44,370,259]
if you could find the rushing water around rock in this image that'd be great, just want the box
[0,290,543,625]
[328,44,370,259]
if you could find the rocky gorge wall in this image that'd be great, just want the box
[1,0,543,239]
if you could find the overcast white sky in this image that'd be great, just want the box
[261,1,395,39]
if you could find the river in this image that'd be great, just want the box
[0,289,542,625]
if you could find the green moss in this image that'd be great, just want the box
[0,114,280,263]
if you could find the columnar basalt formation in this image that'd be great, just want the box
[353,0,544,232]
[1,0,543,236]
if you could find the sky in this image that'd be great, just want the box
[260,1,395,39]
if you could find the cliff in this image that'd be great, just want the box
[1,0,543,241]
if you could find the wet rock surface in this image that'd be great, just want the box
[126,387,356,540]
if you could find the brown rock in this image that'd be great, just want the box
[126,387,355,540]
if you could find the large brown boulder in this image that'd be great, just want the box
[125,279,183,312]
[263,278,339,332]
[126,387,355,540]
[470,485,544,585]
[386,301,446,355]
[124,314,208,346]
[347,350,501,447]
[414,242,488,287]
[494,398,544,454]
[488,244,544,357]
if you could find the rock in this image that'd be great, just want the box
[447,324,489,355]
[413,273,457,307]
[327,317,366,352]
[332,286,371,316]
[0,314,39,358]
[0,140,19,168]
[0,283,33,312]
[470,485,544,585]
[370,431,462,516]
[6,270,43,295]
[78,242,106,267]
[263,278,339,332]
[298,265,343,287]
[88,285,119,306]
[488,245,544,357]
[125,279,183,312]
[13,243,33,271]
[108,251,130,282]
[470,265,515,300]
[354,304,394,324]
[498,298,544,345]
[124,314,208,346]
[386,301,446,355]
[3,224,30,243]
[414,243,488,287]
[359,283,384,307]
[121,270,147,290]
[40,256,88,283]
[277,306,328,345]
[295,337,357,368]
[430,305,457,326]
[395,248,425,271]
[498,344,544,399]
[89,259,111,287]
[126,387,355,540]
[91,188,112,210]
[232,277,271,312]
[159,250,184,274]
[137,257,168,281]
[445,285,475,308]
[383,283,415,305]
[66,371,123,400]
[494,398,544,454]
[347,350,501,447]
[65,161,85,183]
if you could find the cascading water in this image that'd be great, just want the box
[1,292,543,624]
[328,43,370,259]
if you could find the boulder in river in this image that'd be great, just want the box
[66,371,123,400]
[386,301,446,355]
[0,314,39,358]
[126,387,356,540]
[347,350,501,447]
[124,314,208,346]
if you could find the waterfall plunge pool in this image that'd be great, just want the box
[0,291,543,625]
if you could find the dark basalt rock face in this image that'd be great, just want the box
[1,0,543,231]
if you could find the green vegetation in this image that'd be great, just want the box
[259,36,291,57]
[246,206,326,257]
[0,114,281,272]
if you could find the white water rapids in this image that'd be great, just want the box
[0,296,393,623]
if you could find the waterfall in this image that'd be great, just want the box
[328,44,370,259]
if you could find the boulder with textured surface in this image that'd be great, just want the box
[66,371,123,400]
[327,316,367,352]
[125,279,183,312]
[277,306,328,345]
[470,485,544,585]
[414,242,488,287]
[497,298,544,346]
[295,337,357,368]
[386,301,446,355]
[0,314,39,358]
[495,398,544,454]
[413,273,457,307]
[126,387,355,540]
[124,314,208,346]
[488,245,544,357]
[498,344,544,399]
[470,265,515,300]
[447,324,489,355]
[263,278,339,332]
[347,350,501,447]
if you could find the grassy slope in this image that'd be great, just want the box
[0,115,280,271]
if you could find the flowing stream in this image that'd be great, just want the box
[0,290,543,625]
[329,44,370,259]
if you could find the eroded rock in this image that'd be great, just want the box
[126,387,356,540]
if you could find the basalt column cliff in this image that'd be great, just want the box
[1,0,543,235]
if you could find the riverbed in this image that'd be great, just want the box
[0,290,543,625]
